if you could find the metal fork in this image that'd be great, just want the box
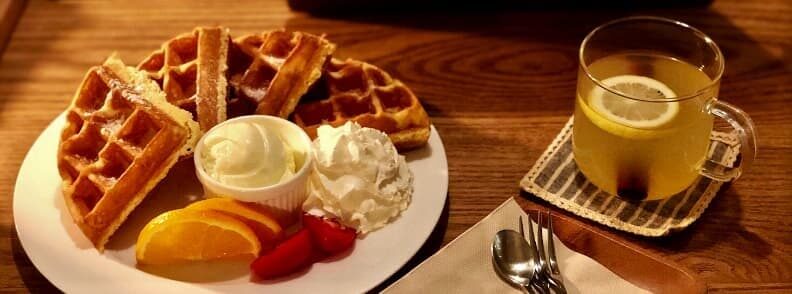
[530,211,567,294]
[519,217,547,294]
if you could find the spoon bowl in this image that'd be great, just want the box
[492,230,539,289]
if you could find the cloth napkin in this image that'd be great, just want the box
[520,117,739,236]
[383,198,649,294]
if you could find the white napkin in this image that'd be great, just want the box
[383,198,649,293]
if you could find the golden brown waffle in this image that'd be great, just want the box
[292,58,431,150]
[138,27,230,132]
[227,29,335,118]
[58,56,198,251]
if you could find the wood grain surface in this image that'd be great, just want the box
[1,0,790,292]
[0,0,26,55]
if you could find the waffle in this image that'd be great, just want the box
[58,56,199,251]
[292,58,431,150]
[227,29,335,118]
[138,27,230,132]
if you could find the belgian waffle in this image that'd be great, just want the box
[138,27,230,132]
[228,29,335,118]
[291,58,431,150]
[58,56,199,250]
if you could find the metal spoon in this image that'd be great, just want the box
[492,230,544,293]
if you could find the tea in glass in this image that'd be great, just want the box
[573,53,714,200]
[573,16,757,201]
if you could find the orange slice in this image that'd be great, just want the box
[185,198,283,248]
[136,209,261,265]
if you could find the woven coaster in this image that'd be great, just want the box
[520,117,740,237]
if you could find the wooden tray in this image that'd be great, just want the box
[540,211,706,294]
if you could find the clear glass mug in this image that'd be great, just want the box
[572,16,757,201]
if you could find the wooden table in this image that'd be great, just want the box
[1,0,790,292]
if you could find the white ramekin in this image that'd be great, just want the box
[193,115,314,218]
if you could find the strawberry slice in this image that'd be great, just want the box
[250,215,358,279]
[302,214,357,255]
[250,228,314,280]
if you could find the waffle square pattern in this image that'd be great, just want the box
[58,57,193,250]
[292,58,430,150]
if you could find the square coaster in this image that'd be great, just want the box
[520,117,740,236]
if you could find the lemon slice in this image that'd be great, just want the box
[590,75,678,129]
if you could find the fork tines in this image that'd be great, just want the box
[527,210,567,293]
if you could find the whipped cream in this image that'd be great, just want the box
[303,122,413,234]
[200,120,296,188]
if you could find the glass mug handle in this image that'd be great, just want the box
[700,99,757,181]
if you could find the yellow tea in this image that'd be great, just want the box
[573,53,715,200]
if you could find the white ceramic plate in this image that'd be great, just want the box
[13,114,448,293]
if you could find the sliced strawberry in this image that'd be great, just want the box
[250,228,314,280]
[302,214,357,255]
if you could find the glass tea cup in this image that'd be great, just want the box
[572,16,756,201]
